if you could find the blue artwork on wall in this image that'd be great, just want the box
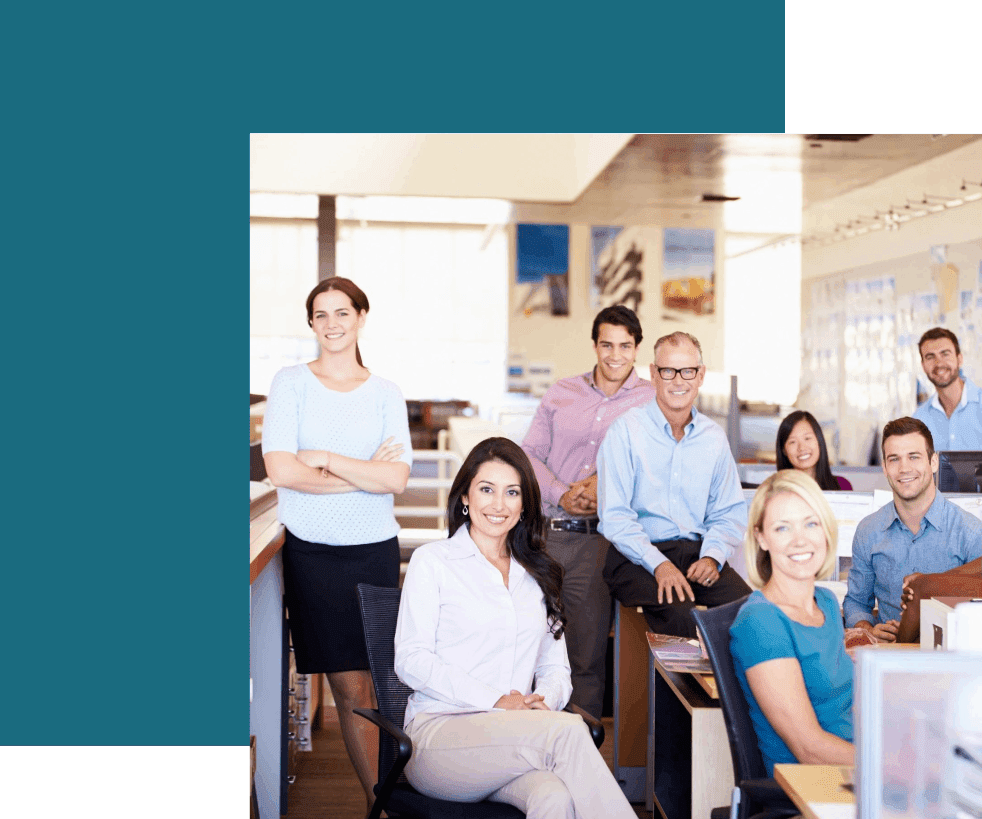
[516,223,569,315]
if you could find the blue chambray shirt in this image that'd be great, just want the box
[912,376,982,452]
[843,490,982,626]
[597,398,746,574]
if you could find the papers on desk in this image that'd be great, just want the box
[646,632,713,674]
[825,493,888,558]
[809,804,856,819]
[949,495,982,521]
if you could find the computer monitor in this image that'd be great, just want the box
[936,451,982,493]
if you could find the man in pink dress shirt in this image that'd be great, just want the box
[521,306,656,719]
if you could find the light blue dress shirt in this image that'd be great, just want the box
[843,490,982,626]
[912,376,982,451]
[597,398,746,575]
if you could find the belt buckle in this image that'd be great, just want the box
[549,519,565,532]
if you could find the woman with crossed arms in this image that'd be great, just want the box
[262,277,412,815]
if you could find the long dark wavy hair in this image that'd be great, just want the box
[447,437,566,638]
[776,410,839,491]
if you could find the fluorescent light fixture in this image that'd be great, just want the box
[964,191,982,202]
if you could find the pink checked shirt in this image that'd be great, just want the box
[521,368,656,518]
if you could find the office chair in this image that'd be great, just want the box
[354,583,605,819]
[691,599,798,819]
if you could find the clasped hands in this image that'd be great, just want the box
[654,557,720,604]
[494,689,550,711]
[559,474,598,515]
[858,571,922,643]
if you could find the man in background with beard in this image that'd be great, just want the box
[912,327,981,451]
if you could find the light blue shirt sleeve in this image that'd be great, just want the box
[699,444,745,569]
[597,418,669,574]
[843,518,877,627]
[379,379,414,469]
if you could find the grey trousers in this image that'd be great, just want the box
[544,529,612,720]
[405,710,637,819]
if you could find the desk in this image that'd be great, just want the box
[647,653,734,819]
[251,492,287,819]
[774,764,855,819]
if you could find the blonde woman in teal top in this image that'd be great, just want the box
[730,470,854,775]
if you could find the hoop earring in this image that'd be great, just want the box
[462,504,468,516]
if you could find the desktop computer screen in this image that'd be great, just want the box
[936,451,982,493]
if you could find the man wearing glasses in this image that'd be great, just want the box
[597,331,750,637]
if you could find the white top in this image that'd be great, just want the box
[261,364,413,545]
[395,526,572,727]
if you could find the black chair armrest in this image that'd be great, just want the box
[563,701,605,748]
[353,707,413,819]
[741,777,798,816]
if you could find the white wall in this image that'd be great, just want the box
[800,202,982,464]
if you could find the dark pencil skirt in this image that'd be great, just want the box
[282,528,400,674]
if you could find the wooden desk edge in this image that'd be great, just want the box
[774,764,854,819]
[774,764,812,818]
[651,656,716,713]
[250,501,285,584]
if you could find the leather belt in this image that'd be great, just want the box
[549,518,601,535]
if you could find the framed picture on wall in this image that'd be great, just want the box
[662,227,715,316]
[590,225,643,312]
[516,223,570,316]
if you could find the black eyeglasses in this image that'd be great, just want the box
[655,366,700,381]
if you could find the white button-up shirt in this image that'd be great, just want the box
[395,525,572,727]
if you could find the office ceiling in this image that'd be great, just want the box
[513,134,982,243]
[251,133,982,250]
[250,134,634,203]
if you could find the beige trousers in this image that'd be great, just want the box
[405,710,636,819]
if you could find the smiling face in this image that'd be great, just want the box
[650,339,704,418]
[783,419,821,477]
[920,337,962,390]
[462,459,523,550]
[882,432,938,504]
[593,323,638,389]
[755,491,829,583]
[310,290,366,355]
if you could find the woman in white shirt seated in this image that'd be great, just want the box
[395,437,636,818]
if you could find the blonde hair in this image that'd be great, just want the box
[744,470,838,588]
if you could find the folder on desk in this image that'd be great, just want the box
[646,632,713,674]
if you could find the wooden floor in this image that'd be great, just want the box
[284,707,653,819]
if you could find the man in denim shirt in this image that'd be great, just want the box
[844,417,982,642]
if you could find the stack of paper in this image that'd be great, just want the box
[646,632,713,673]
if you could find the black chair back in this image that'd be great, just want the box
[356,583,414,785]
[692,597,768,784]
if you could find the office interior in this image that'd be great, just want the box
[249,134,982,819]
